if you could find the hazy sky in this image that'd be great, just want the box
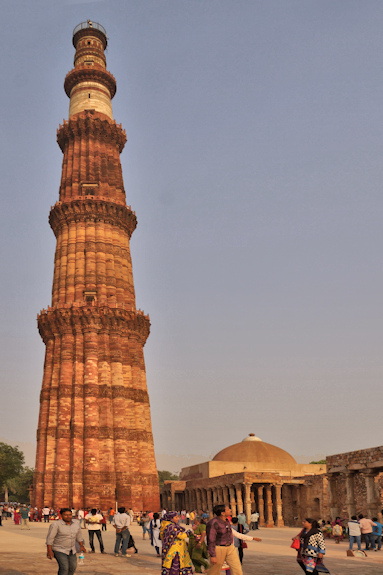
[1,1,383,472]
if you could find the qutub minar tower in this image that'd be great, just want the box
[32,21,160,510]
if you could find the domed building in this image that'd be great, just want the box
[160,434,327,526]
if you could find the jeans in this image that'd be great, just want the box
[89,529,104,552]
[373,534,382,550]
[364,532,375,549]
[349,534,361,550]
[44,515,50,523]
[114,529,131,555]
[53,550,77,575]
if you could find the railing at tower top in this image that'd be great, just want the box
[73,21,107,37]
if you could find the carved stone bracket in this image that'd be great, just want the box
[49,199,137,238]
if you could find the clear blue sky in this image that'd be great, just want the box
[1,0,383,470]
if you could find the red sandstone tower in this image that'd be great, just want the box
[33,21,160,511]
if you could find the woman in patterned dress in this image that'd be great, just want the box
[160,511,193,575]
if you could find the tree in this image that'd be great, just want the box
[158,470,179,487]
[0,443,25,490]
[309,459,326,465]
[11,467,34,503]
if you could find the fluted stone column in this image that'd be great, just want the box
[275,484,284,527]
[265,485,274,527]
[244,483,252,525]
[235,484,244,514]
[257,485,265,526]
[223,486,230,509]
[229,486,237,517]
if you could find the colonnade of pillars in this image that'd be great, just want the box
[328,470,382,521]
[161,483,285,527]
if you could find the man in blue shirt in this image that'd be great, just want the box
[372,517,382,551]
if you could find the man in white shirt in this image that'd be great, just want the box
[77,509,85,529]
[46,508,86,575]
[43,506,50,523]
[112,507,132,557]
[85,509,104,553]
[348,516,362,551]
[250,511,259,530]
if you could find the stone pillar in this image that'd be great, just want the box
[213,488,218,506]
[196,489,202,514]
[201,489,208,513]
[344,472,356,519]
[274,483,284,527]
[235,484,243,514]
[223,486,230,508]
[250,489,255,512]
[185,490,190,511]
[295,486,302,523]
[364,471,379,518]
[229,486,237,517]
[207,488,213,518]
[171,488,176,511]
[244,483,252,525]
[257,485,265,526]
[265,485,274,527]
[328,476,338,521]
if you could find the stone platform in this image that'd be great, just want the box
[0,520,382,574]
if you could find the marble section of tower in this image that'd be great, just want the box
[32,22,160,510]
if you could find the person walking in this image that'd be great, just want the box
[293,518,326,574]
[188,517,209,573]
[85,509,105,553]
[43,506,50,523]
[206,505,245,575]
[20,506,30,530]
[149,512,162,557]
[372,517,382,551]
[160,511,193,575]
[250,511,259,530]
[112,506,131,557]
[46,508,86,575]
[358,514,376,551]
[348,516,362,551]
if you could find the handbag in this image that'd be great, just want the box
[291,539,300,550]
[241,541,248,549]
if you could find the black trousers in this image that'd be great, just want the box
[89,529,104,552]
[238,546,243,563]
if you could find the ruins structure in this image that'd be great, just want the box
[161,434,327,526]
[33,21,160,510]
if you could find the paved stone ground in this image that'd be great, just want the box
[0,520,382,574]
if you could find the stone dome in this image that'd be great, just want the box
[212,434,297,466]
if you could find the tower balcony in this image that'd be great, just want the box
[73,21,107,49]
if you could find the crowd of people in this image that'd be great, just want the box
[5,499,383,575]
[39,503,262,575]
[319,513,383,552]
